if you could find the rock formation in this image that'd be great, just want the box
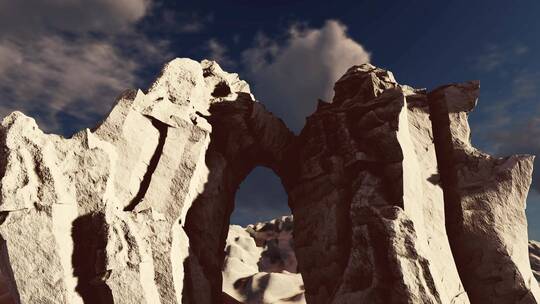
[531,241,540,283]
[223,216,305,303]
[222,216,540,304]
[429,83,539,303]
[0,58,537,304]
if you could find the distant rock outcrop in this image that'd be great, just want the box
[0,58,537,304]
[223,216,305,303]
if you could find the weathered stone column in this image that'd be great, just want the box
[428,81,540,303]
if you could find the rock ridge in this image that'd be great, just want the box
[0,59,537,304]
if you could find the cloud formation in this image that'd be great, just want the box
[242,20,371,132]
[474,44,530,72]
[0,0,172,135]
[472,67,540,194]
[0,37,140,132]
[207,38,235,69]
[0,0,151,38]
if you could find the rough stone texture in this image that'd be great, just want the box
[428,82,540,303]
[0,58,250,304]
[223,216,305,303]
[181,76,295,303]
[0,58,537,304]
[531,241,540,284]
[289,64,468,303]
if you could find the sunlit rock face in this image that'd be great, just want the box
[221,218,540,304]
[222,216,305,304]
[429,83,540,303]
[0,58,537,304]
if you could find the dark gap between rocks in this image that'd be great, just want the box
[124,117,169,212]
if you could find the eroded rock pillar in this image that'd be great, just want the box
[428,81,540,303]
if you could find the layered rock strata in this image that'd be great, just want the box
[0,58,537,304]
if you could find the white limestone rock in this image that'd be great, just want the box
[428,81,540,303]
[0,58,538,304]
[0,58,246,304]
[222,216,305,304]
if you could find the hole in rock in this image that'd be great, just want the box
[212,81,231,97]
[223,167,304,303]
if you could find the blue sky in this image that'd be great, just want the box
[0,0,539,238]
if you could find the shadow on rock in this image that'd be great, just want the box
[71,212,114,304]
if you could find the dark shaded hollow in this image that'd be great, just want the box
[211,81,231,97]
[71,212,114,304]
[123,117,169,211]
[183,163,293,303]
[181,95,300,303]
[427,91,536,303]
[0,237,19,304]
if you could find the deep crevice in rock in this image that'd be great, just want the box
[427,91,463,235]
[0,212,8,226]
[427,90,469,298]
[123,117,169,211]
[71,212,113,304]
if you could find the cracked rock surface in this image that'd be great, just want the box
[0,58,537,304]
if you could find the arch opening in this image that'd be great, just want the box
[230,167,290,226]
[181,95,303,304]
[223,166,304,303]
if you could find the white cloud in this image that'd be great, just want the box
[474,43,530,72]
[0,0,175,135]
[172,12,214,33]
[472,69,540,192]
[0,0,151,38]
[513,71,540,99]
[0,37,140,132]
[242,20,370,132]
[474,45,505,72]
[514,45,529,56]
[485,116,540,194]
[207,38,235,68]
[0,44,23,73]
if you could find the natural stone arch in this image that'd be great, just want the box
[182,93,297,303]
[0,58,538,304]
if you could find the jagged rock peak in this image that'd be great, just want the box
[0,58,260,304]
[0,57,538,304]
[332,63,398,104]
